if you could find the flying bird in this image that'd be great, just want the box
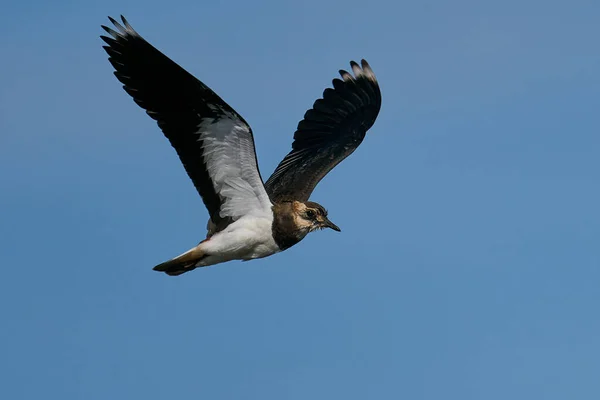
[101,16,381,276]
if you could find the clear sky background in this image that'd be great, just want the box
[1,0,599,398]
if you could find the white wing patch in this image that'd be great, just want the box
[197,114,272,220]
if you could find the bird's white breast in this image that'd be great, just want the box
[201,212,279,263]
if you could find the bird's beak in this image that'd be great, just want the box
[322,217,341,232]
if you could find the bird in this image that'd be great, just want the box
[100,15,381,276]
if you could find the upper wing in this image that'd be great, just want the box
[101,16,272,232]
[264,60,381,202]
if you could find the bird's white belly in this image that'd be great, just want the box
[197,214,279,266]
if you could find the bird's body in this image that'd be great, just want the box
[166,214,279,272]
[101,16,381,276]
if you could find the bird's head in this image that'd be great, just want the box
[293,201,341,234]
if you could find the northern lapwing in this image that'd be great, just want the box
[101,16,382,276]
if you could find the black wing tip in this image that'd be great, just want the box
[119,15,135,30]
[107,15,124,29]
[360,59,375,77]
[338,59,377,83]
[302,58,381,130]
[102,15,138,39]
[338,69,354,82]
[100,24,117,36]
[331,59,381,107]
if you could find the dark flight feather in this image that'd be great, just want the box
[100,15,263,231]
[265,60,381,202]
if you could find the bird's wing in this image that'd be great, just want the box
[264,60,381,202]
[101,16,272,232]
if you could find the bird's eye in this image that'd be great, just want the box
[306,210,316,219]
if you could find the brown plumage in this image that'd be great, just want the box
[271,201,340,250]
[152,245,207,276]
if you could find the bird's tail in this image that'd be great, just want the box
[153,246,206,276]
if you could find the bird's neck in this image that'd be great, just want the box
[271,202,310,250]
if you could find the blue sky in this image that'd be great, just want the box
[1,0,599,398]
